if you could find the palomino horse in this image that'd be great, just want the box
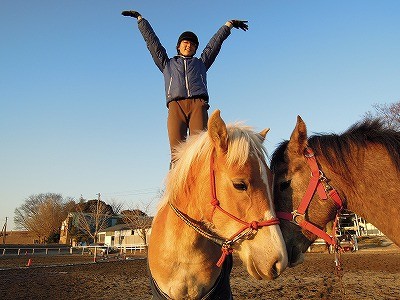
[271,116,400,266]
[148,110,288,299]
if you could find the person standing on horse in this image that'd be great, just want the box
[121,10,248,167]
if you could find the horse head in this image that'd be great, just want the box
[271,116,341,267]
[202,110,288,279]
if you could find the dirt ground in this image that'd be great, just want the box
[0,238,399,300]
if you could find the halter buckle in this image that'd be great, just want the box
[321,179,333,192]
[221,241,234,251]
[304,147,315,158]
[291,210,305,226]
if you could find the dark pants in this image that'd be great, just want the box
[167,98,209,162]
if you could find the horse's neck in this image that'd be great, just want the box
[325,158,400,247]
[148,204,222,299]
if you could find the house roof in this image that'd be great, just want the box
[100,223,132,233]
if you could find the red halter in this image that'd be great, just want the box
[276,147,344,246]
[210,151,280,266]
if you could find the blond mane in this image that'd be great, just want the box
[157,123,268,210]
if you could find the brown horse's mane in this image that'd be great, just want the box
[271,118,400,176]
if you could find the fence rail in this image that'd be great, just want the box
[0,244,147,256]
[117,244,146,254]
[0,247,70,256]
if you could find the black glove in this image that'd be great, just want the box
[230,20,248,31]
[121,10,141,19]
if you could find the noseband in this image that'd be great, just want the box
[276,147,344,246]
[170,150,280,267]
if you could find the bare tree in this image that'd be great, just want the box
[364,101,400,130]
[108,199,124,215]
[74,195,114,244]
[14,193,75,243]
[121,201,153,248]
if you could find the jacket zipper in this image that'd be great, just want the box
[200,74,206,88]
[167,77,173,98]
[184,58,191,98]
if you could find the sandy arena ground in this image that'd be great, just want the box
[0,238,399,300]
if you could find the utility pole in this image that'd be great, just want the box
[96,193,101,211]
[95,193,101,243]
[93,193,101,262]
[1,217,7,244]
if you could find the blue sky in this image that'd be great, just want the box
[1,1,399,229]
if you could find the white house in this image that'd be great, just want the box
[98,223,151,248]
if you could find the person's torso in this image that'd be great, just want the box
[163,56,208,103]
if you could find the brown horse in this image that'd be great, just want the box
[148,110,288,299]
[271,116,400,267]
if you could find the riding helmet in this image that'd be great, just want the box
[177,31,199,48]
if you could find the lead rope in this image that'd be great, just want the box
[168,202,225,247]
[332,213,346,299]
[334,246,346,300]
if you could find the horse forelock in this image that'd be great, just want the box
[225,124,268,167]
[157,123,268,211]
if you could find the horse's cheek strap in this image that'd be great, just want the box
[210,152,219,220]
[297,175,319,214]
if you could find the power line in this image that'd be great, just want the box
[101,187,162,198]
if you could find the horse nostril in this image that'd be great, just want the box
[271,261,279,279]
[272,253,288,278]
[272,259,284,279]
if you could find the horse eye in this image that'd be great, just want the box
[279,180,291,191]
[233,182,247,191]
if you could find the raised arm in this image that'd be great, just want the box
[122,10,169,72]
[201,19,248,70]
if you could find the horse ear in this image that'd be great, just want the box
[208,110,228,153]
[287,115,308,156]
[259,128,270,141]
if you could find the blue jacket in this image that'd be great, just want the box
[138,18,231,106]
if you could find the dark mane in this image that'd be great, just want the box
[270,140,289,172]
[271,119,400,175]
[310,119,400,174]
